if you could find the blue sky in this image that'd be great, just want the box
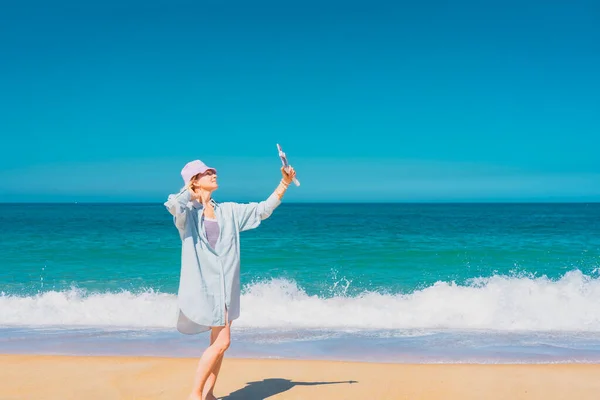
[1,0,599,202]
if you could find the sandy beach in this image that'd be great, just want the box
[1,355,599,399]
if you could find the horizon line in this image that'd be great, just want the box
[1,201,599,205]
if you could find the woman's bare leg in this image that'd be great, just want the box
[202,329,226,400]
[188,321,231,400]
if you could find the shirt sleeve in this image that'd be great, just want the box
[164,189,192,234]
[233,193,282,232]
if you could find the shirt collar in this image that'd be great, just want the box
[191,198,218,209]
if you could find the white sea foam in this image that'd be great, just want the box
[1,270,600,331]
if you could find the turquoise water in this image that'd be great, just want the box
[1,203,600,362]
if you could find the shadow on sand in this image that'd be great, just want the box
[220,378,357,399]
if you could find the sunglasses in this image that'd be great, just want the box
[196,170,216,177]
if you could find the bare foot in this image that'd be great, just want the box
[187,394,202,400]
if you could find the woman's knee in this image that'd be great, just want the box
[223,336,231,352]
[214,335,230,354]
[213,325,231,353]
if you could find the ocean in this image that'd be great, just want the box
[1,202,600,363]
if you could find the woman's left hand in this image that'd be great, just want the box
[281,166,296,185]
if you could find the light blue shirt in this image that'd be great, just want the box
[164,189,281,334]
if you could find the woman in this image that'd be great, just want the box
[164,159,296,400]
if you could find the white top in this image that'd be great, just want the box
[164,190,282,334]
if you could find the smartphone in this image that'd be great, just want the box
[277,144,289,168]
